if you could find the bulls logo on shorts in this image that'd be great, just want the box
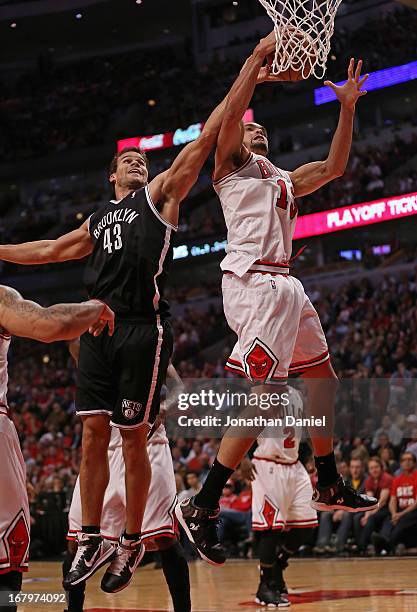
[122,399,142,420]
[2,510,30,570]
[244,338,279,382]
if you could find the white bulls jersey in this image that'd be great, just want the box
[254,387,304,464]
[251,386,317,531]
[0,331,31,573]
[68,421,176,548]
[107,421,169,452]
[213,152,297,277]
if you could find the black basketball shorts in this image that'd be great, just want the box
[75,316,173,429]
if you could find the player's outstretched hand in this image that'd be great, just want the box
[89,302,115,337]
[258,30,279,59]
[239,53,281,84]
[324,58,369,109]
[257,62,285,84]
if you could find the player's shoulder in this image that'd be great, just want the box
[0,285,21,306]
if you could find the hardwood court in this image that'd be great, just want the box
[22,557,417,611]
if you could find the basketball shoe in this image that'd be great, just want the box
[255,581,291,608]
[275,556,290,606]
[101,535,145,593]
[175,497,226,565]
[311,476,378,512]
[62,533,115,588]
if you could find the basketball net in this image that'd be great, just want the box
[258,0,342,79]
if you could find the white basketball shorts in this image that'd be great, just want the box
[252,458,318,530]
[223,272,329,384]
[0,414,30,574]
[68,442,177,550]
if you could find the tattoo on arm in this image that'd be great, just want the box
[0,286,76,327]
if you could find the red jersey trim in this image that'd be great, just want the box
[289,352,330,372]
[255,260,290,268]
[253,456,299,466]
[213,153,253,185]
[290,350,329,368]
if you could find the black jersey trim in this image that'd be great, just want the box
[145,185,178,232]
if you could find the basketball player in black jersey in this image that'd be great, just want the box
[0,31,281,594]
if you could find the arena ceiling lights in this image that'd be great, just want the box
[0,0,107,20]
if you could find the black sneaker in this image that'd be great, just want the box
[101,536,145,593]
[275,558,290,606]
[175,496,226,566]
[255,582,291,608]
[311,476,378,512]
[62,533,115,588]
[277,580,290,606]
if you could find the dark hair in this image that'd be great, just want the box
[109,147,148,176]
[368,456,383,468]
[401,451,417,463]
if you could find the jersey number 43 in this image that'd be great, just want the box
[103,223,123,254]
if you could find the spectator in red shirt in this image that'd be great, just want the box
[372,452,417,554]
[232,488,252,513]
[219,482,238,509]
[358,457,393,552]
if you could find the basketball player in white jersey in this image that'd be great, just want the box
[248,386,317,607]
[0,285,114,612]
[0,30,285,594]
[176,54,378,564]
[64,349,190,612]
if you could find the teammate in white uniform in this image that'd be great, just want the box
[0,285,114,612]
[249,387,317,607]
[64,350,190,612]
[176,50,378,565]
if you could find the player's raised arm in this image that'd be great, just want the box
[213,32,279,181]
[147,93,229,221]
[0,218,93,265]
[147,34,280,226]
[289,59,368,198]
[0,286,114,342]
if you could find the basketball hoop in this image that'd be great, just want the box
[258,0,342,79]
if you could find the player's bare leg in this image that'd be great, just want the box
[80,415,111,525]
[302,361,378,512]
[101,425,150,593]
[121,426,151,533]
[63,415,115,589]
[301,361,338,488]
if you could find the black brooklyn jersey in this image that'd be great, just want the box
[84,186,176,318]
